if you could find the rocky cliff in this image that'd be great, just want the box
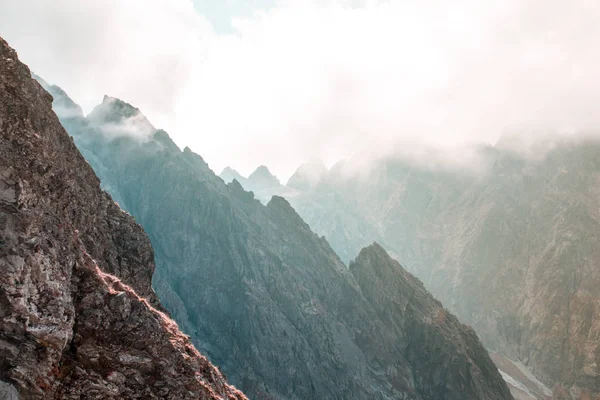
[42,76,514,399]
[0,36,246,400]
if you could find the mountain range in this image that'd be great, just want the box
[9,26,599,399]
[29,57,514,398]
[221,136,600,399]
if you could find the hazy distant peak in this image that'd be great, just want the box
[221,166,242,175]
[250,165,274,177]
[248,165,280,187]
[286,158,328,190]
[220,166,246,184]
[221,166,236,173]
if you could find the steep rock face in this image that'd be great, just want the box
[45,82,513,399]
[350,244,512,399]
[0,37,245,400]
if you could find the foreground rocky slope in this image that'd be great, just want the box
[0,37,245,400]
[43,79,513,398]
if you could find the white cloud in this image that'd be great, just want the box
[0,0,210,117]
[1,0,600,180]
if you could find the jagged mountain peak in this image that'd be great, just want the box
[248,165,280,186]
[220,166,246,184]
[350,242,425,292]
[181,145,213,172]
[221,165,241,175]
[266,195,305,223]
[251,164,272,175]
[353,241,388,259]
[227,178,245,191]
[349,244,511,400]
[96,94,141,117]
[87,95,156,137]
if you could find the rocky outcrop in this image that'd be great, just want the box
[0,36,245,400]
[44,78,513,398]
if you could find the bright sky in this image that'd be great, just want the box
[1,0,599,180]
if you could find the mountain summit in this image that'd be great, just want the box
[87,95,156,138]
[247,165,280,188]
[220,166,247,185]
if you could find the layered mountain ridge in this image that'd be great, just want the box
[0,36,245,400]
[234,141,600,399]
[39,73,513,398]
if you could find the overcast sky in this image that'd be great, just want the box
[1,0,599,180]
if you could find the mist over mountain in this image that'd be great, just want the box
[34,55,600,399]
[4,1,600,179]
[4,1,600,398]
[38,75,514,400]
[227,136,600,399]
[286,158,328,191]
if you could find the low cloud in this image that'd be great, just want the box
[93,115,156,140]
[1,0,600,179]
[87,97,158,140]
